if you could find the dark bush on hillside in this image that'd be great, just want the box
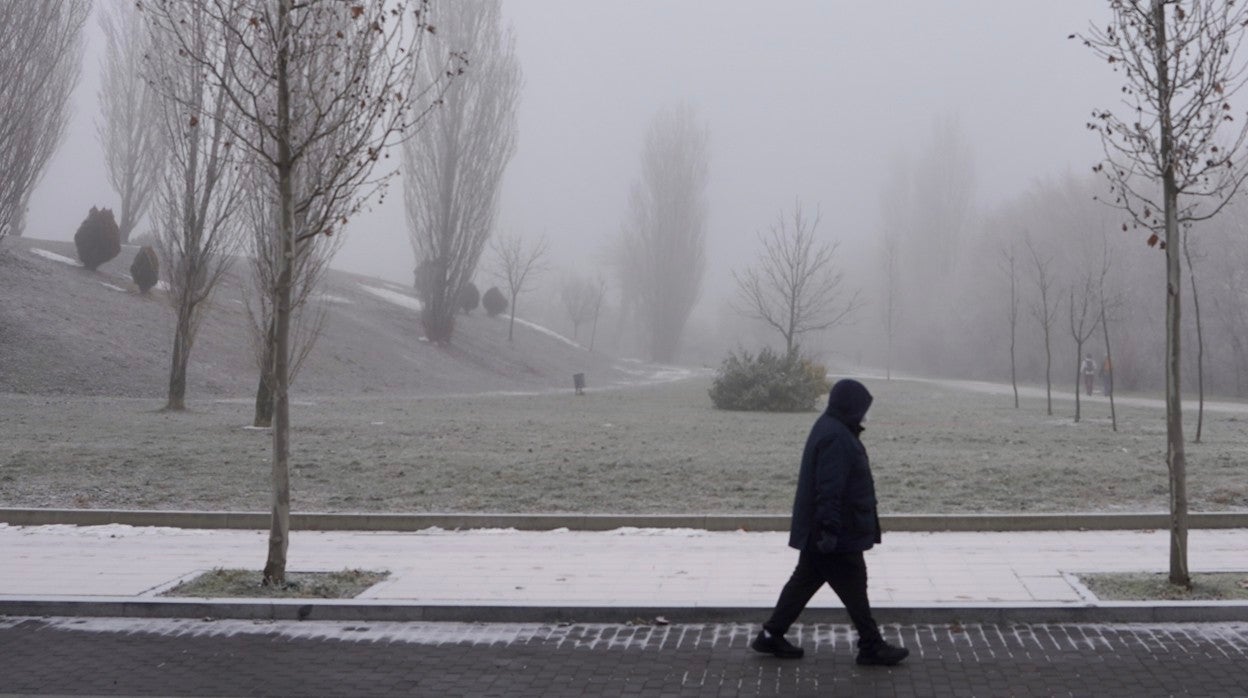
[708,347,830,412]
[130,246,159,294]
[74,207,121,271]
[458,281,480,314]
[482,286,508,317]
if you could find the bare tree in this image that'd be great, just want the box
[143,0,452,586]
[1098,241,1122,432]
[999,244,1020,408]
[243,175,340,429]
[405,0,521,344]
[0,1,89,241]
[618,104,710,363]
[1069,273,1101,423]
[876,154,913,377]
[492,233,548,342]
[1080,0,1248,587]
[881,231,901,381]
[880,120,976,375]
[560,274,599,342]
[98,2,166,243]
[1025,234,1059,416]
[733,200,862,356]
[588,276,608,352]
[146,3,247,412]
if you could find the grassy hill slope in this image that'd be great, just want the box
[0,237,645,400]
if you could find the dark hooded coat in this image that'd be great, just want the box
[788,379,882,553]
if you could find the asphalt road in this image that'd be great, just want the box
[2,618,1246,697]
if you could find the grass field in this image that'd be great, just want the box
[2,375,1246,514]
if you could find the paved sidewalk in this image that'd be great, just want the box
[4,617,1248,697]
[2,524,1246,621]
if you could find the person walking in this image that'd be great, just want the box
[1081,354,1097,396]
[1100,355,1113,397]
[752,378,909,666]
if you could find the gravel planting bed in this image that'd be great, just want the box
[161,568,388,599]
[2,376,1247,515]
[1080,572,1248,601]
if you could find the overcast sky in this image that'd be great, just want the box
[28,1,1119,303]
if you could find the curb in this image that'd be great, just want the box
[3,597,1247,624]
[3,509,1248,532]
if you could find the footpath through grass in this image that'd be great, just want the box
[2,375,1247,514]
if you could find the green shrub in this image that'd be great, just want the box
[74,206,121,271]
[129,246,159,294]
[709,347,830,412]
[482,286,508,317]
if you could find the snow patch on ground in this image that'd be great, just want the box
[2,524,214,538]
[317,293,354,305]
[607,527,711,537]
[358,284,422,312]
[894,373,1248,416]
[98,282,127,293]
[511,317,582,349]
[212,398,317,407]
[611,360,700,386]
[28,248,79,266]
[8,617,587,646]
[0,523,717,540]
[8,617,1247,649]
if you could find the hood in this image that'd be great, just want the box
[826,379,873,431]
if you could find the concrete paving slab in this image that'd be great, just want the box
[2,524,1246,623]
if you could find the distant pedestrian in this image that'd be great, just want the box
[752,379,909,666]
[1100,356,1113,397]
[1081,354,1096,396]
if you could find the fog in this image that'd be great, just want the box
[27,1,1130,367]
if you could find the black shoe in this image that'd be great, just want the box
[751,630,804,659]
[856,640,909,666]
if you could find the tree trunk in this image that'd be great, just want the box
[589,309,599,352]
[1100,299,1117,432]
[507,298,516,341]
[1009,268,1018,409]
[886,333,893,381]
[253,319,276,427]
[421,299,455,343]
[1153,0,1189,589]
[263,0,294,588]
[1073,340,1082,424]
[165,305,193,411]
[118,188,136,244]
[1043,322,1052,416]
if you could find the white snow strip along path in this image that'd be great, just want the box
[511,316,582,349]
[28,248,79,266]
[358,284,422,312]
[317,293,354,305]
[850,370,1248,416]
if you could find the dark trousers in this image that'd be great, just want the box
[762,548,882,648]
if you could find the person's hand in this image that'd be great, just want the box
[816,529,838,554]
